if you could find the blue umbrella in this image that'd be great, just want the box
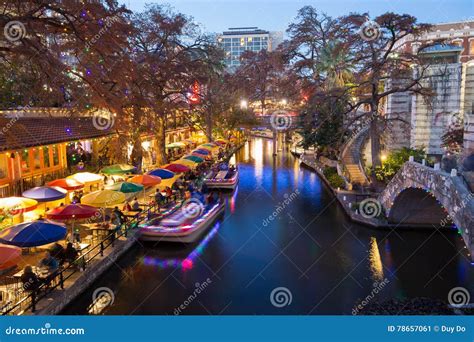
[147,168,175,179]
[0,221,67,247]
[22,186,67,202]
[193,149,211,155]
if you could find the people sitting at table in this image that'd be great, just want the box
[154,189,165,205]
[123,201,132,212]
[63,242,79,264]
[39,251,59,272]
[112,207,126,227]
[50,243,65,264]
[165,186,173,199]
[21,265,41,292]
[131,197,141,211]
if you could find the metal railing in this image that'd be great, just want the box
[1,203,161,315]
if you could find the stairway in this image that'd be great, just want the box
[341,128,369,185]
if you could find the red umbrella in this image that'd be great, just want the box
[163,163,190,173]
[129,174,162,187]
[0,244,21,271]
[46,204,98,220]
[47,178,84,191]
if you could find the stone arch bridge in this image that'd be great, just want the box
[379,161,474,259]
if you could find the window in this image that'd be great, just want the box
[52,145,59,166]
[21,150,30,172]
[470,41,474,55]
[33,149,41,170]
[0,154,8,179]
[43,146,50,168]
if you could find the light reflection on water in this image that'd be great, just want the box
[63,137,474,315]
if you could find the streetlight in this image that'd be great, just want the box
[240,100,248,109]
[281,99,287,106]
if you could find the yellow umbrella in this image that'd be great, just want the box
[80,190,126,208]
[0,197,38,215]
[67,172,102,184]
[174,159,197,169]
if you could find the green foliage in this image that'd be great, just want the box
[323,167,345,189]
[373,147,426,182]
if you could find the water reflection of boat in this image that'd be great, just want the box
[204,166,239,190]
[142,222,222,270]
[139,201,225,243]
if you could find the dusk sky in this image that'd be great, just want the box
[123,0,474,34]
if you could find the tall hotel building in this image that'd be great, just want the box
[217,27,284,69]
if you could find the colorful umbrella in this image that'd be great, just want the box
[166,142,187,149]
[81,190,126,208]
[163,163,190,173]
[201,143,218,147]
[0,197,38,215]
[129,174,162,187]
[197,145,213,151]
[183,155,204,163]
[0,244,21,270]
[100,164,136,175]
[46,204,98,220]
[147,168,175,179]
[47,178,84,191]
[67,172,103,184]
[0,221,67,247]
[173,159,197,169]
[106,182,144,193]
[22,186,67,202]
[193,149,211,155]
[214,141,226,146]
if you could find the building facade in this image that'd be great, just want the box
[217,27,283,69]
[385,20,474,158]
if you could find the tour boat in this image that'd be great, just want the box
[204,165,239,190]
[139,200,225,243]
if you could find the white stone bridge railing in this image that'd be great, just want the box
[379,160,474,259]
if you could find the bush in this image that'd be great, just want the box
[374,147,426,182]
[327,173,346,189]
[323,167,338,178]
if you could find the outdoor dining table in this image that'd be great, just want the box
[12,266,51,280]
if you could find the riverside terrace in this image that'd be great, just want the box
[0,139,243,315]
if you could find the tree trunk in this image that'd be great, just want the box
[370,115,381,168]
[205,112,213,142]
[130,135,143,173]
[155,116,167,166]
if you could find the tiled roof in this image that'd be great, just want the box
[0,117,114,152]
